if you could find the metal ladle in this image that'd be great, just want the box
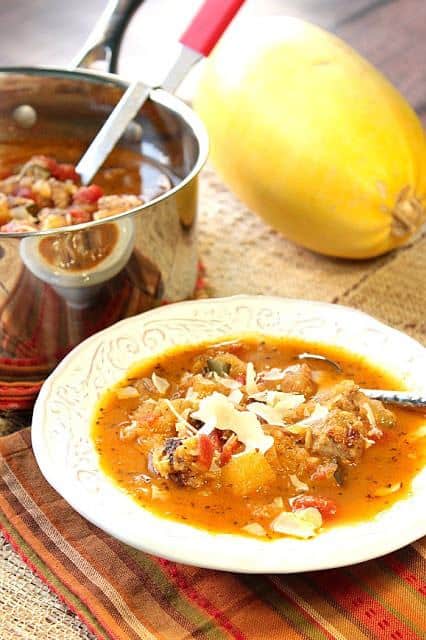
[297,353,426,410]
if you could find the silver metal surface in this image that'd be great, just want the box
[77,43,202,186]
[72,0,141,72]
[0,69,208,403]
[297,352,342,372]
[298,352,426,410]
[361,390,426,409]
[76,80,150,185]
[161,44,203,94]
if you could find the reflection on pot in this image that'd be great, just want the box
[20,219,135,307]
[0,231,163,409]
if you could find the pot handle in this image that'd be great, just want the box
[72,0,143,73]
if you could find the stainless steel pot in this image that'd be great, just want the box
[0,0,208,410]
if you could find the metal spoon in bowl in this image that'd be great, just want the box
[297,353,426,410]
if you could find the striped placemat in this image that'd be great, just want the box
[1,428,425,640]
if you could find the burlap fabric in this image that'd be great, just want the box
[0,165,425,639]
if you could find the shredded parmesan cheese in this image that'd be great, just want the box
[362,402,383,439]
[260,364,302,381]
[261,367,286,381]
[292,404,328,428]
[152,372,170,394]
[284,424,310,435]
[362,436,376,449]
[374,483,402,497]
[213,373,242,389]
[246,402,286,426]
[228,389,243,406]
[119,420,140,440]
[271,508,322,538]
[245,362,258,394]
[185,387,199,401]
[116,386,140,399]
[247,391,305,426]
[191,392,273,454]
[304,428,313,449]
[242,523,266,536]
[285,403,328,443]
[289,475,309,492]
[151,485,168,501]
[249,390,305,409]
[165,399,196,435]
[362,402,376,429]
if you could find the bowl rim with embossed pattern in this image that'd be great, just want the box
[31,295,426,573]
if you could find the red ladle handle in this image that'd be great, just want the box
[180,0,246,57]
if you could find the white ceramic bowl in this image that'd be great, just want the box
[32,296,426,573]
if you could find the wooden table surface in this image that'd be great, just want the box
[0,1,424,638]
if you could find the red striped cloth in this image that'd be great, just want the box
[1,429,425,640]
[0,260,206,411]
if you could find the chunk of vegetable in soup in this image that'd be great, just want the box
[92,337,426,539]
[0,144,175,232]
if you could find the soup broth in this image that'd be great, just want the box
[92,337,426,539]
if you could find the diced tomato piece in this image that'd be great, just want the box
[69,208,91,224]
[52,163,79,182]
[226,343,244,356]
[198,434,214,469]
[204,429,240,466]
[73,184,104,204]
[38,156,58,173]
[195,275,206,290]
[14,186,34,199]
[219,437,239,467]
[292,495,337,520]
[209,429,222,450]
[236,374,246,385]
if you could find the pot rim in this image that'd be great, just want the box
[0,65,209,238]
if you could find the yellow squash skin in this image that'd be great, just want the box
[194,17,426,258]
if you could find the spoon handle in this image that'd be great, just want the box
[180,0,246,56]
[162,0,246,93]
[361,389,426,409]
